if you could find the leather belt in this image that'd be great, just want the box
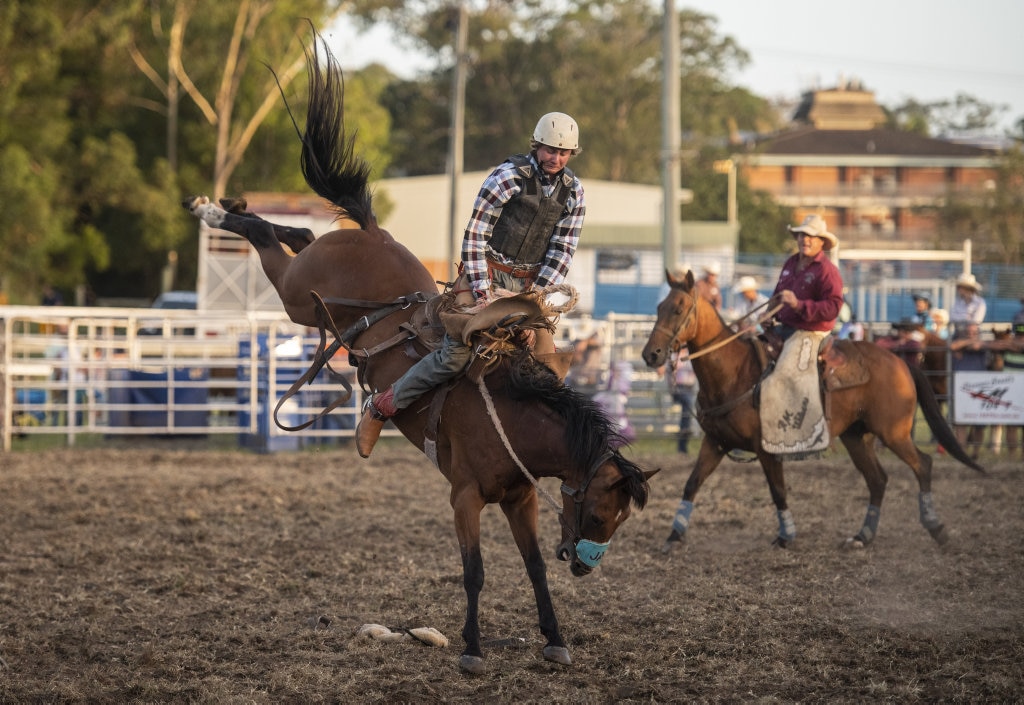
[486,256,541,279]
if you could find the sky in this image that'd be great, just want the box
[326,0,1024,134]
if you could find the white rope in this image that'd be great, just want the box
[475,376,563,514]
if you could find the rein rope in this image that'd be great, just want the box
[475,376,563,515]
[674,300,784,363]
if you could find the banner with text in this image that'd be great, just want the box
[952,371,1024,424]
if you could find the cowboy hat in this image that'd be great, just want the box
[733,276,758,294]
[787,214,838,250]
[912,292,931,303]
[954,273,982,291]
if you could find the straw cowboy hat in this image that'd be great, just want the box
[787,214,838,250]
[702,261,721,276]
[733,276,758,294]
[954,273,982,291]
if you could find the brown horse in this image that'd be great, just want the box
[641,269,984,551]
[182,31,654,674]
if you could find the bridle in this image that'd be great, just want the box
[559,450,615,567]
[657,288,781,363]
[475,373,618,567]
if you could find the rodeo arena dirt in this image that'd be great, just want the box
[0,441,1021,703]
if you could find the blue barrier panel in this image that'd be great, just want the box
[237,335,306,452]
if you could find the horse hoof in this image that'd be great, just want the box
[771,536,792,549]
[928,524,950,546]
[543,645,572,666]
[842,536,867,550]
[459,654,486,675]
[661,530,686,554]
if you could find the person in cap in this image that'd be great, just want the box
[995,297,1024,456]
[950,272,986,327]
[731,276,769,334]
[761,214,844,457]
[910,292,935,331]
[694,262,723,311]
[356,112,586,458]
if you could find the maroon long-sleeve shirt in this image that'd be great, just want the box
[771,251,844,333]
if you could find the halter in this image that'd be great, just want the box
[659,290,782,363]
[560,450,615,567]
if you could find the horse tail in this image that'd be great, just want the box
[297,30,375,230]
[910,364,986,473]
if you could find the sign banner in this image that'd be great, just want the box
[952,371,1024,424]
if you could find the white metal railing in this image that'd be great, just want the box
[0,305,367,452]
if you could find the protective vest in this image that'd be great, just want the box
[488,154,575,266]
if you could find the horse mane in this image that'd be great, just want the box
[297,29,375,229]
[505,352,650,509]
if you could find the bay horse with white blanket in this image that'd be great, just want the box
[642,269,983,552]
[182,30,654,674]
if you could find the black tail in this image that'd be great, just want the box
[297,28,375,229]
[910,364,986,473]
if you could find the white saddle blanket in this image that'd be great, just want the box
[761,330,830,455]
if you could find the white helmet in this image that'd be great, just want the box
[532,112,580,151]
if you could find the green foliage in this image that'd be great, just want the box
[937,146,1024,264]
[887,93,1007,137]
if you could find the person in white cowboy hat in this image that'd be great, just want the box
[951,272,986,327]
[356,111,585,458]
[694,261,723,310]
[760,214,844,457]
[731,276,769,334]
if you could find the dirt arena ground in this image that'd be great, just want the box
[1,439,1021,703]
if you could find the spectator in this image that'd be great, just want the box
[592,360,636,448]
[950,273,986,329]
[566,330,604,392]
[667,352,698,454]
[910,292,935,331]
[42,284,64,306]
[694,262,722,311]
[730,276,769,334]
[930,308,951,340]
[999,316,1024,457]
[950,321,990,459]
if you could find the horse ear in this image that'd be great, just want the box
[643,468,660,481]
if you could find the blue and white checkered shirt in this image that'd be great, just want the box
[461,153,585,298]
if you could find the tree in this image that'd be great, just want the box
[937,146,1024,265]
[887,93,1008,138]
[370,1,777,185]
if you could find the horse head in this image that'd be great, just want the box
[555,451,656,577]
[642,268,700,368]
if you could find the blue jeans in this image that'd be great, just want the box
[390,332,473,410]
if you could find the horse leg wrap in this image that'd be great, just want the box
[918,491,941,531]
[672,500,694,535]
[858,504,882,543]
[776,509,796,542]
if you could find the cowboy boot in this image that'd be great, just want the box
[356,387,397,458]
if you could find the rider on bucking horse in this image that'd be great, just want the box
[355,112,587,457]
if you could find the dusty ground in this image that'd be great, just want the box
[0,438,1021,703]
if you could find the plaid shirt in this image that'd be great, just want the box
[461,154,585,297]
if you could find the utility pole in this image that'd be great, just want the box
[661,0,681,272]
[446,1,469,281]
